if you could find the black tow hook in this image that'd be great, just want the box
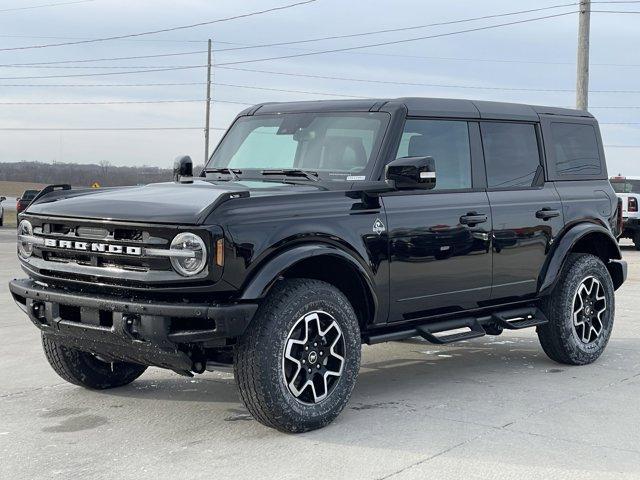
[30,301,47,325]
[122,313,142,340]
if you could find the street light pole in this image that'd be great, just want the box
[576,0,591,110]
[204,38,212,164]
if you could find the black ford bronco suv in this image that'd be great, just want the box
[10,98,627,433]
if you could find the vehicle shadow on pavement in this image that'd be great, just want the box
[95,337,561,408]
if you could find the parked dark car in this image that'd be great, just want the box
[16,189,39,215]
[10,98,626,433]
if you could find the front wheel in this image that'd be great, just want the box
[538,254,615,365]
[234,278,361,433]
[42,335,147,389]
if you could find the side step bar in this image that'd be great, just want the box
[367,307,548,345]
[416,319,485,345]
[491,307,548,330]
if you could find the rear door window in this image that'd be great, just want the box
[551,122,602,177]
[481,122,541,189]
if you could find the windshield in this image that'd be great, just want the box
[611,179,640,194]
[22,190,39,200]
[207,112,389,180]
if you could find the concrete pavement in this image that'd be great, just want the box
[1,227,639,479]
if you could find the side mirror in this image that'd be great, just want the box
[174,155,193,183]
[0,196,5,202]
[386,156,436,190]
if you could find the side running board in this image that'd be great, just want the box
[416,319,486,345]
[366,306,549,345]
[491,307,548,330]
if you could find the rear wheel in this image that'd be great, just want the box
[234,278,361,433]
[42,335,147,389]
[538,254,615,365]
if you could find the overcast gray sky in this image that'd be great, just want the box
[0,0,638,174]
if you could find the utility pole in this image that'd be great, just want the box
[576,0,591,110]
[204,38,212,163]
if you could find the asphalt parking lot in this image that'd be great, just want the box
[1,227,639,479]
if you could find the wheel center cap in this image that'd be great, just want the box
[308,351,318,364]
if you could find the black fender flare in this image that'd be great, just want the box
[239,243,379,317]
[539,223,624,295]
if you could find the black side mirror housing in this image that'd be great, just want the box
[0,196,5,202]
[174,155,193,183]
[386,156,436,190]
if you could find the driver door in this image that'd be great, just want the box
[383,119,493,321]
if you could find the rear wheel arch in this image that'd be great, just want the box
[539,223,623,295]
[240,244,378,330]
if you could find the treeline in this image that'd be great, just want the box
[0,161,203,187]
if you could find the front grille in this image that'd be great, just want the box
[21,216,210,287]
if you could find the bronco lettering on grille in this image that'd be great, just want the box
[43,238,142,256]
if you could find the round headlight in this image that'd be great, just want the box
[17,220,34,259]
[170,233,207,276]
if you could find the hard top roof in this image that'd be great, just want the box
[245,97,593,121]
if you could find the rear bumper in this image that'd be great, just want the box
[9,278,257,371]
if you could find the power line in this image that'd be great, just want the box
[0,82,207,87]
[0,82,369,101]
[216,65,577,92]
[0,0,317,52]
[5,65,640,95]
[4,47,640,69]
[0,65,204,80]
[211,3,579,53]
[0,64,205,69]
[0,127,211,131]
[0,0,96,13]
[0,50,208,66]
[212,11,578,67]
[0,3,576,51]
[0,99,251,106]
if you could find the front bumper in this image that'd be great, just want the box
[9,278,257,372]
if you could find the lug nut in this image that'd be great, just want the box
[313,342,317,347]
[305,346,309,351]
[319,351,323,356]
[308,368,312,373]
[316,364,320,369]
[302,359,306,364]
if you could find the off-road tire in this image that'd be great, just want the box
[42,334,147,389]
[538,253,615,365]
[234,278,361,433]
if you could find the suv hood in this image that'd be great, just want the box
[24,180,324,224]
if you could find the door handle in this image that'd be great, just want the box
[536,208,560,220]
[460,212,488,226]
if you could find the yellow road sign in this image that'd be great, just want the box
[91,182,101,188]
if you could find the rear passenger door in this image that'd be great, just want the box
[481,122,564,301]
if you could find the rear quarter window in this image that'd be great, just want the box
[550,122,603,179]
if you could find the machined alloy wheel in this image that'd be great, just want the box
[283,311,345,405]
[572,276,607,344]
[234,278,361,432]
[538,253,615,365]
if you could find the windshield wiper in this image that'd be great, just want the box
[204,167,241,181]
[261,169,319,182]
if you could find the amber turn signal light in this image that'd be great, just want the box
[215,238,224,267]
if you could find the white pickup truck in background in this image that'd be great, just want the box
[611,176,640,249]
